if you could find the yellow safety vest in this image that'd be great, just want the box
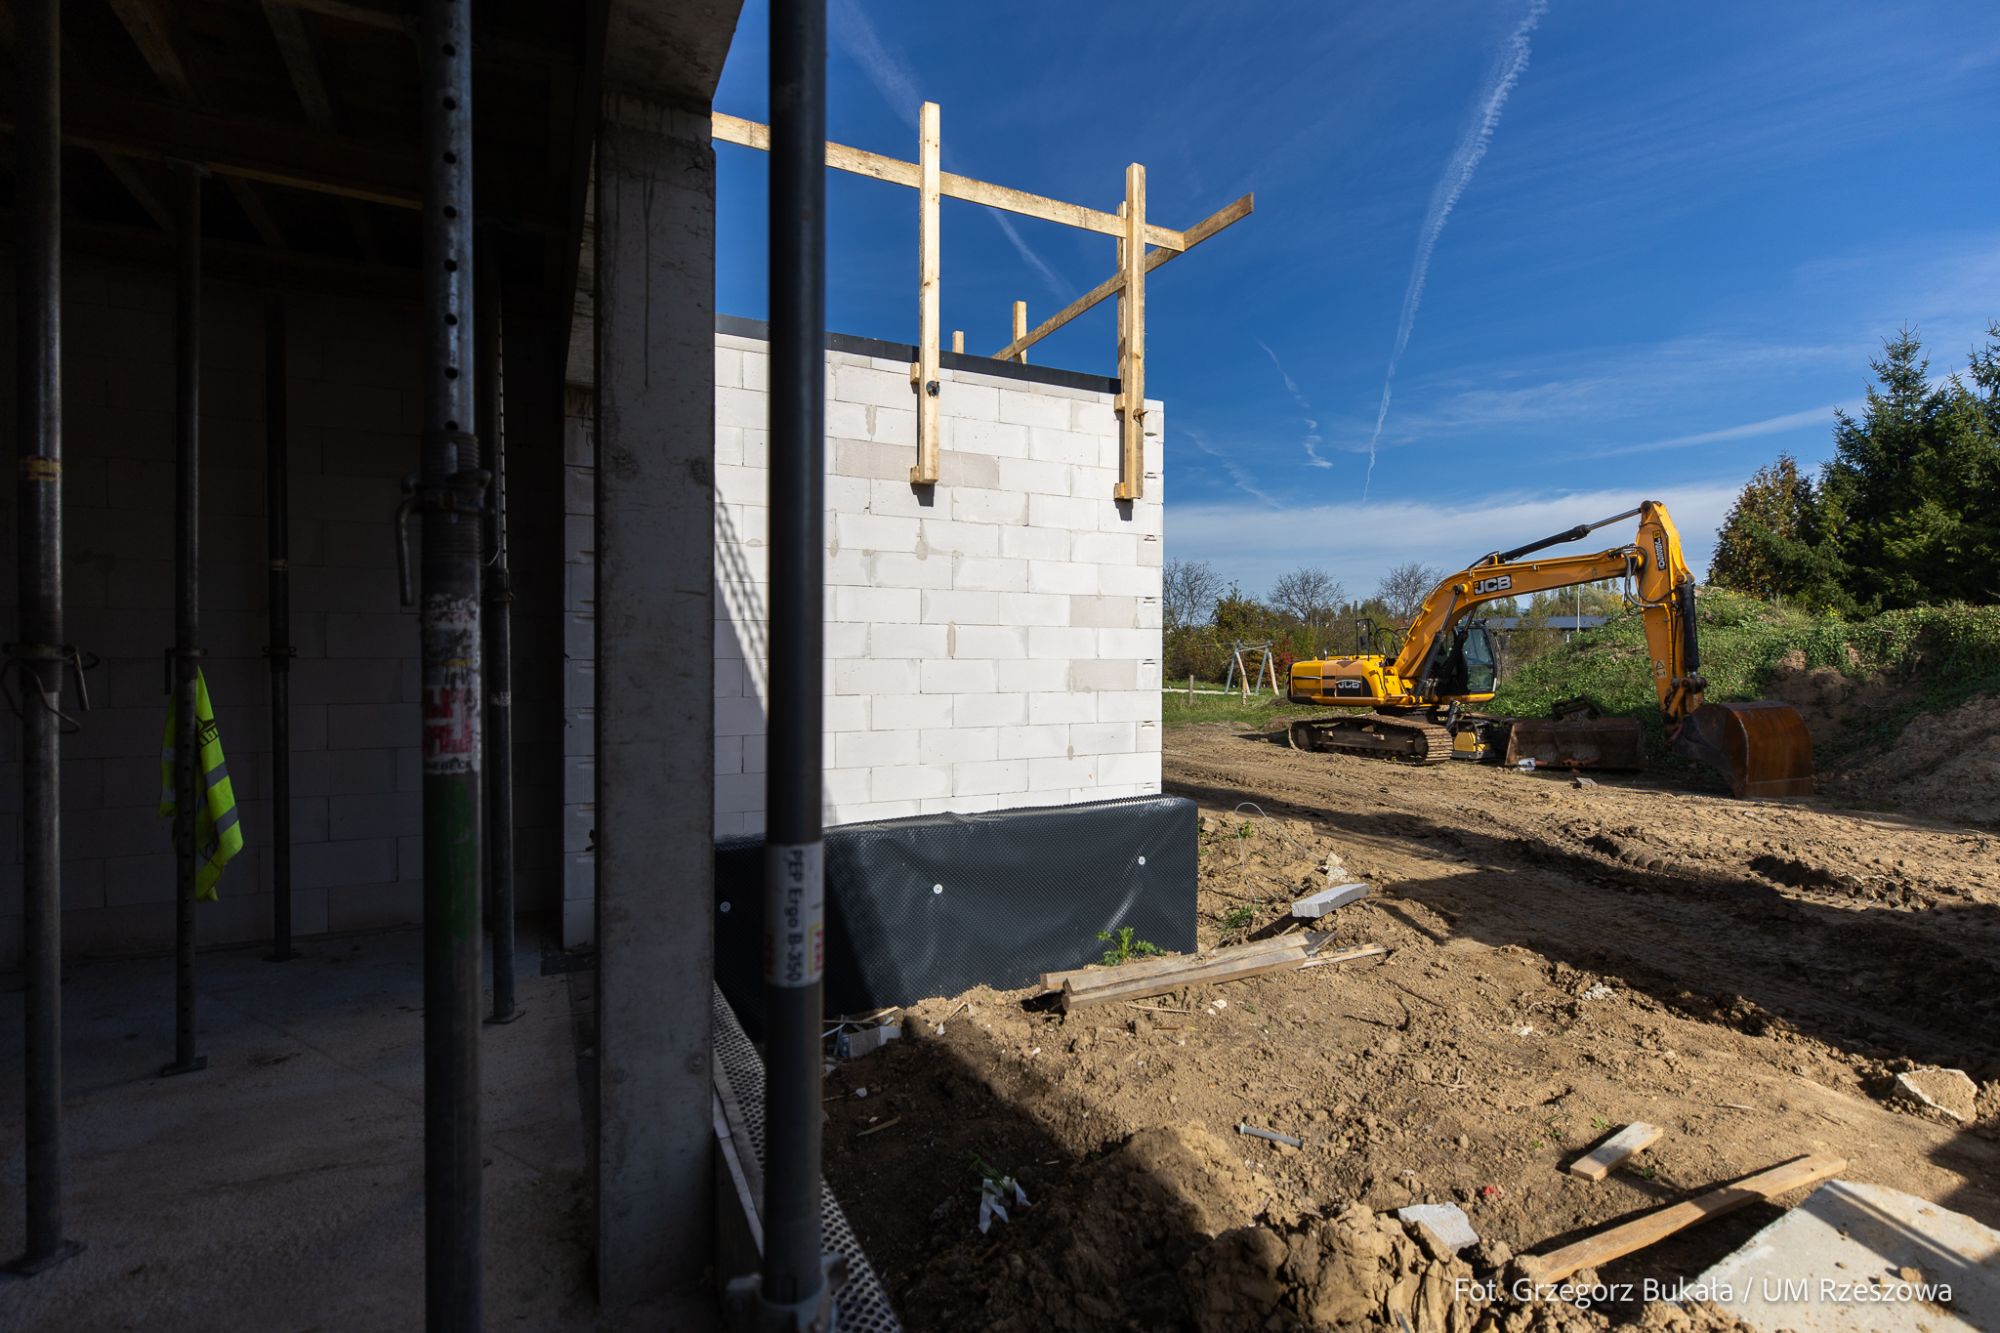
[160,669,243,902]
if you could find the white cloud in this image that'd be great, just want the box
[1167,480,1743,599]
[1588,402,1856,459]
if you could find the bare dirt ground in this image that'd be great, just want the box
[823,724,2000,1331]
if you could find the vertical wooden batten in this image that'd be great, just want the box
[1114,162,1146,501]
[909,99,942,485]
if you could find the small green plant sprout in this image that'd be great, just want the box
[1097,925,1163,966]
[1221,905,1256,932]
[967,1154,1030,1234]
[1591,1116,1611,1132]
[1235,821,1255,840]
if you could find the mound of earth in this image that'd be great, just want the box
[1818,692,2000,820]
[1762,648,1908,746]
[897,1124,1752,1332]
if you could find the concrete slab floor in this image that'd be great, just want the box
[0,924,716,1331]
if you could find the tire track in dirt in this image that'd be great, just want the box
[1166,727,2000,1079]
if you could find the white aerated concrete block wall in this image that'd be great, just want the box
[713,331,1163,835]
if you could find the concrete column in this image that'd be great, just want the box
[592,91,717,1305]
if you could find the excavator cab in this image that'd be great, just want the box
[1434,620,1498,698]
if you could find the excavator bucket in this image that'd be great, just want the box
[1503,716,1647,771]
[1669,700,1815,798]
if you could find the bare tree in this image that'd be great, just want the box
[1376,562,1442,626]
[1269,567,1345,629]
[1163,558,1225,632]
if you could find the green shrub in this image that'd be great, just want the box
[1485,589,2000,765]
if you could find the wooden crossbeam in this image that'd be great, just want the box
[994,192,1252,362]
[262,0,337,125]
[711,112,1189,253]
[0,93,424,208]
[259,0,381,258]
[97,152,174,232]
[263,0,412,32]
[109,0,290,249]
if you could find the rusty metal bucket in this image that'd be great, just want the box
[1669,700,1815,798]
[1503,716,1647,771]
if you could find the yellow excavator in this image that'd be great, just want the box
[1284,500,1815,797]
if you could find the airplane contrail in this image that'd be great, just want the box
[1257,339,1334,469]
[831,0,1070,302]
[1363,0,1549,499]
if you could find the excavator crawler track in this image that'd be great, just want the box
[1285,713,1452,765]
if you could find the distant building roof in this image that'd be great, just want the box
[1479,615,1609,632]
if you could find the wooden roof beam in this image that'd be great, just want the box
[260,0,572,68]
[107,0,290,249]
[0,93,424,208]
[711,111,1190,253]
[259,0,381,259]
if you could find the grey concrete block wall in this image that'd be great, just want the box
[713,331,1166,837]
[0,260,563,970]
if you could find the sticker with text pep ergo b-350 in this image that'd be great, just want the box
[765,842,825,988]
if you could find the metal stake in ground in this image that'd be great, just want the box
[750,0,837,1326]
[476,245,518,1026]
[265,292,297,963]
[7,0,83,1277]
[418,1,485,1326]
[164,159,207,1079]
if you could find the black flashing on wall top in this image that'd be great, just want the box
[714,795,1197,1036]
[715,313,1121,397]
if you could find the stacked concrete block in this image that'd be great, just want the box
[711,329,1164,835]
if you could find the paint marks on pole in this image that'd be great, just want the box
[422,595,482,773]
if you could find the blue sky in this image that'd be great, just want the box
[714,1,2000,601]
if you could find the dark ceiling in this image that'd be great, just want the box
[1,0,601,311]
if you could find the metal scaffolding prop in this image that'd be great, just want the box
[165,159,208,1080]
[7,0,84,1279]
[731,0,839,1326]
[476,248,519,1027]
[711,106,1252,499]
[416,0,485,1325]
[265,293,298,964]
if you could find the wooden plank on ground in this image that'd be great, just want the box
[1040,933,1303,993]
[1297,944,1389,970]
[1518,1154,1847,1286]
[1064,944,1308,1012]
[1567,1123,1664,1182]
[1061,940,1384,1012]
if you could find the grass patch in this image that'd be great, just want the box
[1162,686,1294,730]
[1097,926,1163,966]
